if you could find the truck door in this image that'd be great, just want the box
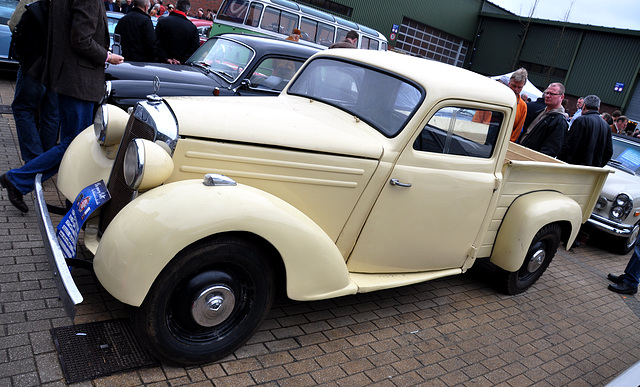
[348,105,506,273]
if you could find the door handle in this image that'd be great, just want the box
[390,178,412,188]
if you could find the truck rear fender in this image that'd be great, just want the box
[93,180,357,307]
[490,191,582,272]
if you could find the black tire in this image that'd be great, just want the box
[133,236,275,366]
[495,223,561,295]
[612,223,639,255]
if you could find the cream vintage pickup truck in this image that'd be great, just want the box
[36,49,609,366]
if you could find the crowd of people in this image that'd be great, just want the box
[105,0,215,20]
[115,0,200,64]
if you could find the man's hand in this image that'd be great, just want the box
[107,53,124,65]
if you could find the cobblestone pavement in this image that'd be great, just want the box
[1,71,640,386]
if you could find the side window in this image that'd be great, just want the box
[244,3,263,27]
[413,107,503,159]
[249,58,304,92]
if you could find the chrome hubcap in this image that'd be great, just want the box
[527,249,546,273]
[191,285,235,327]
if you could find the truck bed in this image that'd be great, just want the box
[476,142,610,257]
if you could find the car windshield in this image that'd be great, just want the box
[186,37,255,83]
[610,136,640,175]
[288,58,423,137]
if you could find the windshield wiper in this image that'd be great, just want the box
[608,159,636,175]
[190,61,210,74]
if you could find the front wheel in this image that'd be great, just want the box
[495,223,561,295]
[612,223,639,255]
[133,236,275,366]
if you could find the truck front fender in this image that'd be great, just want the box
[490,191,582,272]
[93,180,357,307]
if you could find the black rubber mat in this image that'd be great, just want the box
[51,319,159,383]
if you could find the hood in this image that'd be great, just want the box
[601,165,640,198]
[165,95,384,160]
[106,62,227,97]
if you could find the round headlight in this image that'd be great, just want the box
[595,197,607,210]
[610,193,633,221]
[123,139,174,191]
[124,139,144,190]
[94,103,130,146]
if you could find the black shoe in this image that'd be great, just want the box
[608,273,626,284]
[0,174,28,213]
[608,282,638,295]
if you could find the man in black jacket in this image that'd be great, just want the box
[516,82,568,157]
[115,0,156,62]
[155,0,199,64]
[558,95,613,167]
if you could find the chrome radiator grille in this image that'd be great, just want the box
[98,117,156,235]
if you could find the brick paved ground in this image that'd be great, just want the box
[1,71,640,386]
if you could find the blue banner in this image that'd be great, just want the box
[57,180,111,258]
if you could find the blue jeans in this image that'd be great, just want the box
[623,234,640,288]
[6,95,95,195]
[11,67,60,163]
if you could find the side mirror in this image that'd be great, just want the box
[232,79,252,95]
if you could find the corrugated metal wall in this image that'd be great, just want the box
[566,32,640,106]
[323,0,485,42]
[468,13,640,110]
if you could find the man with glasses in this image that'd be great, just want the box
[516,82,568,157]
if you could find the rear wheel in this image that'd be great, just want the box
[495,223,561,295]
[133,236,274,366]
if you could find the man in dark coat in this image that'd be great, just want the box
[516,82,568,157]
[1,0,124,213]
[115,0,156,61]
[155,0,199,64]
[558,95,613,167]
[523,96,546,131]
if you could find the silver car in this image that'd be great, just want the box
[0,0,17,69]
[587,134,640,253]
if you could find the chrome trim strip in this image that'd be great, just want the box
[34,174,83,320]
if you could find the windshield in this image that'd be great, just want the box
[610,136,640,175]
[288,58,423,137]
[186,37,255,83]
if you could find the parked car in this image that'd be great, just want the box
[104,33,320,110]
[586,134,640,253]
[0,0,18,69]
[189,17,212,45]
[37,49,609,366]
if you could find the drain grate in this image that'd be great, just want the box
[51,318,159,383]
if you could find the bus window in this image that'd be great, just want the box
[244,2,263,27]
[361,36,375,50]
[260,6,298,36]
[336,28,348,44]
[316,22,335,46]
[217,0,249,23]
[300,17,317,42]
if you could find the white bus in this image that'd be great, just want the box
[210,0,388,50]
